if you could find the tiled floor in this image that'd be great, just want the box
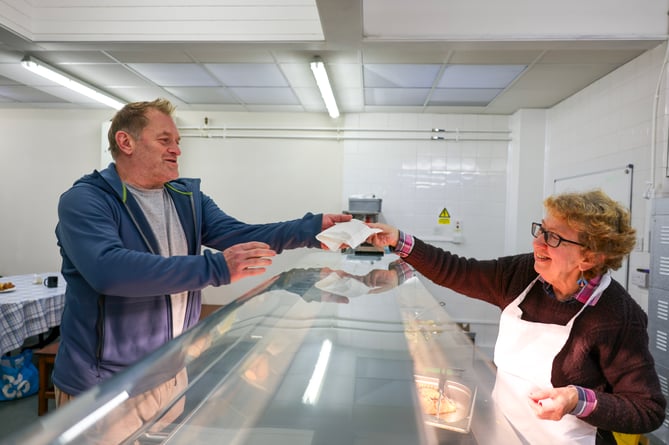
[0,393,54,439]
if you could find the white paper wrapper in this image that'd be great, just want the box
[315,272,372,298]
[316,219,382,250]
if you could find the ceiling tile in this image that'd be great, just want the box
[128,63,220,87]
[25,85,106,105]
[437,65,526,89]
[330,63,363,89]
[363,64,441,88]
[279,63,316,88]
[0,85,64,102]
[164,86,239,104]
[245,104,306,113]
[0,74,21,86]
[364,87,430,106]
[292,86,326,109]
[29,51,117,65]
[62,64,154,88]
[228,87,299,105]
[105,86,182,105]
[429,88,503,106]
[337,87,365,111]
[205,63,288,87]
[108,49,197,64]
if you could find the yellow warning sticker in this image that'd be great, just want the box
[438,208,451,225]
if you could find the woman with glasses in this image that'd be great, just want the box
[366,189,665,445]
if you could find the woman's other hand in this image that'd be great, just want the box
[528,386,579,421]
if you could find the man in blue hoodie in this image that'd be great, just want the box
[53,98,350,423]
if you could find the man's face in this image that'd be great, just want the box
[128,109,181,188]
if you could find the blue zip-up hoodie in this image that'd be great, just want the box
[53,163,322,396]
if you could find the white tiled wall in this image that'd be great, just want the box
[340,113,510,259]
[340,112,512,356]
[546,41,669,311]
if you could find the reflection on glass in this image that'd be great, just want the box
[262,259,414,304]
[301,339,333,405]
[12,258,493,445]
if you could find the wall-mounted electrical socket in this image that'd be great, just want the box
[631,269,649,288]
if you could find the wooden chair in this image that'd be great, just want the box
[199,304,222,320]
[34,341,59,416]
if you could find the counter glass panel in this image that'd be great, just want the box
[5,252,523,445]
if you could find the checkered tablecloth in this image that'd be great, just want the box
[0,273,66,356]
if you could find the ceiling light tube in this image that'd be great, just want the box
[302,339,333,405]
[21,56,125,110]
[310,58,339,119]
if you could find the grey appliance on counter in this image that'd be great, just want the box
[344,196,384,256]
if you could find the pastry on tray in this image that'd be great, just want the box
[417,383,457,415]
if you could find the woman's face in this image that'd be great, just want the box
[532,212,589,295]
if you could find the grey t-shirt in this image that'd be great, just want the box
[125,184,189,337]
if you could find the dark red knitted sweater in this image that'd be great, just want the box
[404,238,666,443]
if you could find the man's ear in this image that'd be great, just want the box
[115,131,134,155]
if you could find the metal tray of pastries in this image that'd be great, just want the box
[414,374,476,433]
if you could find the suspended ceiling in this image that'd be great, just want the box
[0,0,666,115]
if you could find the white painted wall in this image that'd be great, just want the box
[0,108,111,275]
[174,111,343,223]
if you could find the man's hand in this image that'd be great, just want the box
[319,213,353,250]
[222,242,276,283]
[321,213,353,231]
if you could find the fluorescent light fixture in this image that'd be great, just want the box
[302,339,332,405]
[310,58,339,118]
[21,56,125,110]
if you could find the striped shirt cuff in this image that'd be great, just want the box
[389,259,415,283]
[570,385,597,418]
[394,230,415,258]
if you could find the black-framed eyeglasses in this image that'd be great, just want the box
[531,222,584,248]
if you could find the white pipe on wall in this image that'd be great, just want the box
[177,125,512,142]
[647,40,669,198]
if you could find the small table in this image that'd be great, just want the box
[0,273,66,356]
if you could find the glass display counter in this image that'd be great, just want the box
[4,251,524,445]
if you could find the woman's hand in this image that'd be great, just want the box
[362,268,399,293]
[366,223,400,248]
[528,386,579,421]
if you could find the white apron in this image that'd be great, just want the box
[492,273,611,445]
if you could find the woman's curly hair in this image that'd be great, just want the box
[544,189,636,278]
